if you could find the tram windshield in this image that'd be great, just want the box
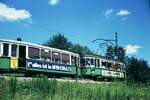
[2,43,9,57]
[11,44,17,57]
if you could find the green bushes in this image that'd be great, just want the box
[0,77,150,100]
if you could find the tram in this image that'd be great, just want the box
[82,55,126,80]
[0,39,81,77]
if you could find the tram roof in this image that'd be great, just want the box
[0,39,79,57]
[83,55,124,64]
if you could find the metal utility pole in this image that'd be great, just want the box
[92,32,118,60]
[115,32,118,60]
[75,64,78,82]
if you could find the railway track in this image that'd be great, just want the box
[0,75,111,84]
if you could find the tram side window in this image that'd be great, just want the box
[78,58,80,67]
[2,43,9,56]
[91,59,94,66]
[71,56,75,65]
[120,64,122,71]
[41,49,51,61]
[0,43,1,56]
[28,47,40,59]
[122,64,125,71]
[102,61,106,68]
[62,53,69,64]
[11,44,17,57]
[52,51,60,63]
[85,58,90,66]
[107,62,112,69]
[117,64,121,71]
[81,58,85,66]
[112,63,117,70]
[98,60,100,67]
[94,59,96,67]
[95,59,100,67]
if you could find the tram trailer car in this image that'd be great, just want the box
[0,39,81,77]
[81,55,126,81]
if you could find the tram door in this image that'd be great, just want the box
[18,45,26,69]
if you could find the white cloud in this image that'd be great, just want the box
[104,9,114,18]
[0,3,31,21]
[48,0,59,5]
[125,44,142,55]
[116,10,131,16]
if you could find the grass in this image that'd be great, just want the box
[0,76,150,100]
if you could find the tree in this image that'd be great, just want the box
[117,46,126,62]
[70,44,95,58]
[43,33,72,51]
[82,46,95,55]
[105,46,126,62]
[70,44,84,57]
[126,57,150,83]
[44,33,95,56]
[105,45,114,59]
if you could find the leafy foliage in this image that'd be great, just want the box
[1,77,150,100]
[43,33,72,51]
[70,44,95,57]
[105,45,114,59]
[44,33,95,57]
[105,46,126,62]
[70,44,84,57]
[126,57,150,83]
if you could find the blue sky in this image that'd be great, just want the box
[0,0,150,64]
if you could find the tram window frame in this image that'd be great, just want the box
[2,43,9,57]
[28,47,40,59]
[41,49,51,61]
[62,53,70,64]
[71,55,78,66]
[76,57,79,66]
[78,57,80,67]
[11,44,17,57]
[71,56,75,65]
[52,51,61,63]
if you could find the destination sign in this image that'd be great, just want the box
[102,70,123,78]
[28,60,71,72]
